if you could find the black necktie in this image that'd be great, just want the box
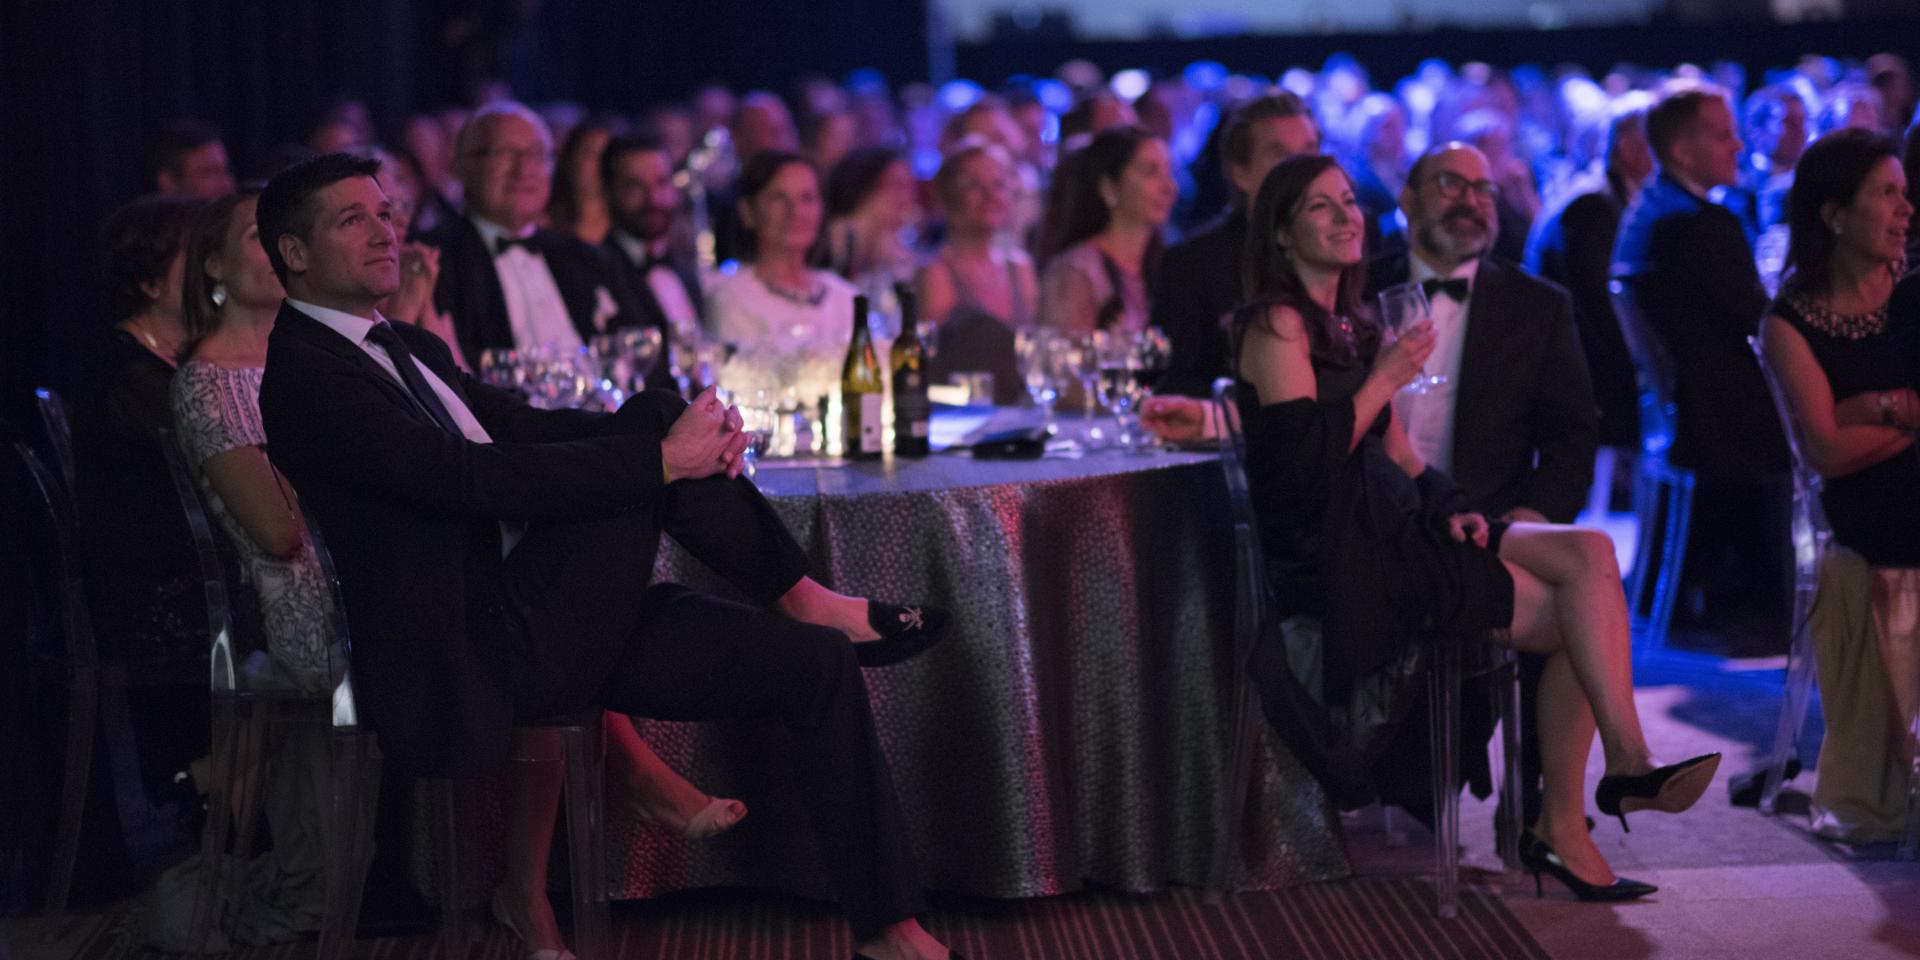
[494,234,537,257]
[364,322,464,437]
[1421,277,1471,302]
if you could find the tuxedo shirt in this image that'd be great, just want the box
[472,216,585,353]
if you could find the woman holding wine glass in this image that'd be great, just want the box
[1231,153,1717,901]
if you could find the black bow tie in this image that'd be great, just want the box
[636,250,674,274]
[1421,277,1471,302]
[494,234,537,256]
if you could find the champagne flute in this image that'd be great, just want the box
[1376,282,1445,395]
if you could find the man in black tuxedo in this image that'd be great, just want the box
[255,154,956,960]
[1366,142,1599,830]
[600,134,705,346]
[1525,96,1655,450]
[1152,92,1319,397]
[422,101,651,369]
[1612,84,1791,642]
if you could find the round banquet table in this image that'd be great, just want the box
[431,432,1351,907]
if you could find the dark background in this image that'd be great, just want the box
[3,1,1920,413]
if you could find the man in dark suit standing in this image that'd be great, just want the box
[1152,92,1319,397]
[601,134,706,347]
[256,153,956,960]
[423,101,651,368]
[1366,142,1599,832]
[1526,95,1655,451]
[1612,84,1791,643]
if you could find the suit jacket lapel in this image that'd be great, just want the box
[452,218,513,358]
[275,304,445,432]
[1451,257,1506,470]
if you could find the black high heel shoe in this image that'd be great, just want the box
[1594,753,1722,832]
[853,602,951,667]
[1518,830,1657,902]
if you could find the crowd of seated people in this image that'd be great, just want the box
[60,43,1920,957]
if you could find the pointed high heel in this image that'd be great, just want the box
[1518,830,1657,902]
[490,888,578,960]
[1595,753,1722,832]
[852,602,951,667]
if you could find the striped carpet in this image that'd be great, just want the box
[16,880,1546,960]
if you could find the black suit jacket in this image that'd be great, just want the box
[258,303,666,777]
[1525,173,1640,448]
[423,216,651,369]
[1364,253,1599,523]
[1612,173,1787,479]
[1151,206,1244,397]
[602,234,706,339]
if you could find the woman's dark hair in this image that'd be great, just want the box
[732,149,820,261]
[1035,124,1164,274]
[547,113,631,229]
[1234,153,1376,369]
[825,145,906,219]
[180,185,264,358]
[1783,127,1901,298]
[104,193,202,319]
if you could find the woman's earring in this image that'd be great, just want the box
[210,284,227,307]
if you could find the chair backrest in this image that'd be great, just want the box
[33,388,77,497]
[7,440,96,673]
[1608,278,1677,458]
[1212,377,1268,669]
[1747,335,1832,575]
[157,440,241,694]
[296,507,360,729]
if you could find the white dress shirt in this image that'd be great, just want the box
[286,298,522,554]
[1394,255,1479,473]
[613,230,701,341]
[472,216,584,354]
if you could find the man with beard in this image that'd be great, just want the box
[1364,141,1599,831]
[601,134,705,349]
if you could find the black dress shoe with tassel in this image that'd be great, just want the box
[852,602,951,667]
[1594,752,1722,831]
[1518,830,1657,902]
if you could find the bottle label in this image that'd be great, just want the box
[858,394,884,453]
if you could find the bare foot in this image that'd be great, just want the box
[491,884,570,957]
[1532,817,1616,887]
[854,919,953,960]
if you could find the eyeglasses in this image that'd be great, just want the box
[1424,171,1499,202]
[469,146,555,168]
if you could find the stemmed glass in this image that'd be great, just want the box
[1075,331,1110,449]
[1132,326,1172,449]
[479,349,522,392]
[1096,333,1148,452]
[1014,329,1060,432]
[1376,282,1447,395]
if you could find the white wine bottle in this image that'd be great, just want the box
[841,294,885,460]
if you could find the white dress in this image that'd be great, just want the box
[706,267,861,402]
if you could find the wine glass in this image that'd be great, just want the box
[1133,327,1172,448]
[1376,282,1446,395]
[479,349,522,391]
[1015,329,1059,430]
[1076,331,1109,449]
[1096,333,1146,452]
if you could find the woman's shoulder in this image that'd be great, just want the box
[816,270,861,297]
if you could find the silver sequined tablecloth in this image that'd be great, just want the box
[577,446,1353,901]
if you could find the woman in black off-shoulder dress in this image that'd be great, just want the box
[1233,153,1719,901]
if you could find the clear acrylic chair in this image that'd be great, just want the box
[33,387,78,497]
[300,511,610,960]
[1609,280,1695,654]
[7,438,97,918]
[1209,378,1522,917]
[1748,336,1920,857]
